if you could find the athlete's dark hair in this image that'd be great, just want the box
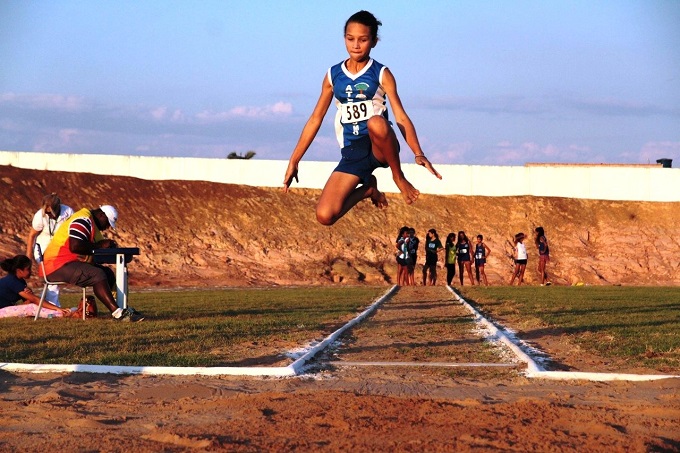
[477,234,484,241]
[0,255,31,275]
[345,10,382,41]
[428,229,438,240]
[456,231,469,245]
[446,233,456,245]
[534,226,545,246]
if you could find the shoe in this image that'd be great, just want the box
[115,308,145,322]
[546,282,552,286]
[127,307,144,317]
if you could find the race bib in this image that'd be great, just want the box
[340,100,374,124]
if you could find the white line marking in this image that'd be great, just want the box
[330,361,517,368]
[447,286,680,382]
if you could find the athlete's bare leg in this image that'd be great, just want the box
[316,172,386,226]
[367,116,420,205]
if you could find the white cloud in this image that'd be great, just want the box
[197,101,294,122]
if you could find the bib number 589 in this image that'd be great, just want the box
[341,100,373,124]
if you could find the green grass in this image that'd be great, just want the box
[458,286,680,370]
[3,285,678,371]
[0,287,383,367]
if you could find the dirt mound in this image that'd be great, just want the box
[1,164,679,288]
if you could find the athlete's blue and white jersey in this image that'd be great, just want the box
[327,58,388,148]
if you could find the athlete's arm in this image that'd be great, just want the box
[381,68,441,180]
[26,228,40,260]
[283,76,334,192]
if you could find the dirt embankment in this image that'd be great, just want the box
[1,165,679,288]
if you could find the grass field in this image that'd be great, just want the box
[0,287,383,367]
[458,286,680,371]
[1,285,678,371]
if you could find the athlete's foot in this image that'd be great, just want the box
[394,177,420,205]
[365,175,388,209]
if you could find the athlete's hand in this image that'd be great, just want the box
[415,155,442,180]
[282,163,299,192]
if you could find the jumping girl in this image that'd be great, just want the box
[283,10,441,225]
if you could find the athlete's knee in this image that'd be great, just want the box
[367,116,390,138]
[315,206,337,226]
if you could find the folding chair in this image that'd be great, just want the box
[33,244,87,321]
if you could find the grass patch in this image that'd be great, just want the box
[0,286,384,367]
[458,286,680,370]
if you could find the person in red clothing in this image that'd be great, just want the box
[43,205,143,322]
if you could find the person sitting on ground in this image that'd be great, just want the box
[0,255,72,318]
[42,205,144,322]
[25,193,74,307]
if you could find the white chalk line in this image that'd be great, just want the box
[447,286,680,382]
[329,361,518,368]
[0,286,399,377]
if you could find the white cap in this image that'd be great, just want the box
[100,205,118,230]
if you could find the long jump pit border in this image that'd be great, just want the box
[1,285,678,382]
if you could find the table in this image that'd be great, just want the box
[93,247,140,309]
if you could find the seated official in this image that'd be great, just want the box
[42,205,143,322]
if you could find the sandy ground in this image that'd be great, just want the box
[1,286,678,452]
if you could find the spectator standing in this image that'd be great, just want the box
[25,193,73,306]
[456,231,475,285]
[474,234,492,286]
[422,229,443,285]
[407,227,419,285]
[535,226,551,286]
[509,232,528,285]
[444,233,457,286]
[395,226,411,286]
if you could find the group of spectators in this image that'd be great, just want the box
[0,193,143,321]
[395,226,551,287]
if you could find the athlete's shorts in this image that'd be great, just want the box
[475,258,486,267]
[515,259,528,265]
[47,261,115,288]
[334,135,390,184]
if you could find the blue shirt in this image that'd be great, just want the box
[0,274,26,308]
[328,58,389,148]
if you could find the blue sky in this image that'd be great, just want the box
[1,0,678,165]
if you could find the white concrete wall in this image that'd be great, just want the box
[1,150,678,202]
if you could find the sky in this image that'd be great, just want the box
[1,0,678,166]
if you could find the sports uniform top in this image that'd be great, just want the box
[42,208,104,276]
[425,238,443,265]
[538,236,550,256]
[328,59,388,148]
[457,241,471,261]
[474,243,486,261]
